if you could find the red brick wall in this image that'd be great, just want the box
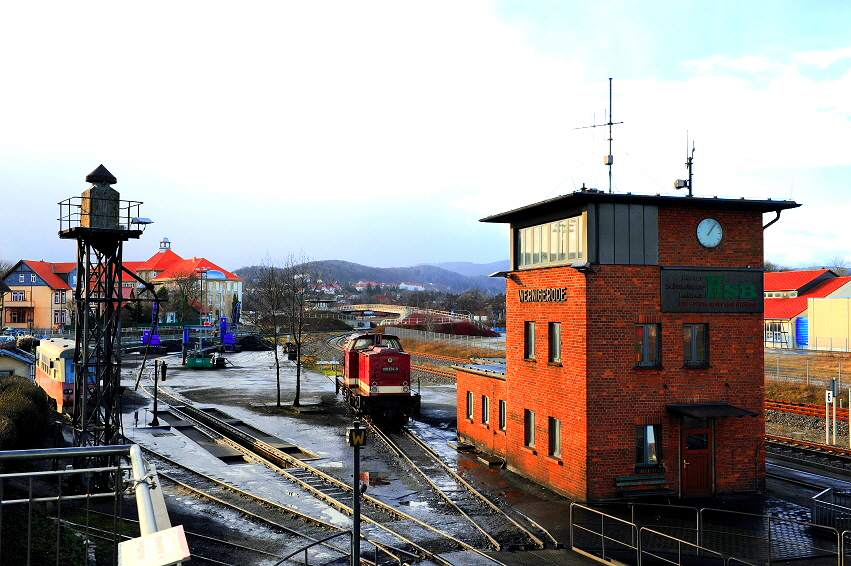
[456,370,509,456]
[459,203,766,501]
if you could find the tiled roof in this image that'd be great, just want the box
[764,269,832,291]
[24,261,71,290]
[137,249,183,272]
[764,276,851,319]
[154,257,242,281]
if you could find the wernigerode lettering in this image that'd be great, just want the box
[518,288,568,303]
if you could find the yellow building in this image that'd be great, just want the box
[1,261,74,332]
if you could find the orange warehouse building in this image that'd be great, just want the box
[456,190,799,501]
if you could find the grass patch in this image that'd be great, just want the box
[401,338,500,360]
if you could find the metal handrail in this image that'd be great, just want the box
[639,526,726,565]
[272,531,351,565]
[570,502,639,564]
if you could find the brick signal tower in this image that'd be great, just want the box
[456,190,799,500]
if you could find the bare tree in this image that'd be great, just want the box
[0,260,14,279]
[830,256,849,277]
[168,266,202,323]
[279,253,324,407]
[254,255,288,407]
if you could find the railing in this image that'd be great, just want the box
[0,445,170,566]
[813,488,851,534]
[570,503,639,564]
[572,502,843,566]
[57,196,146,233]
[272,531,352,565]
[640,527,726,565]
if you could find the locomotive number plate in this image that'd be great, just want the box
[381,366,399,373]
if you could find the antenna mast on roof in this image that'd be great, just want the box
[674,133,696,197]
[573,78,623,193]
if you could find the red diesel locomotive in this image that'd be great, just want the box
[340,332,420,423]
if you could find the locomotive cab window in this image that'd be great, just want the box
[380,337,403,350]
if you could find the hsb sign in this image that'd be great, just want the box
[704,276,758,299]
[661,268,763,313]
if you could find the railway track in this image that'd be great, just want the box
[765,399,849,419]
[766,433,851,469]
[368,423,553,552]
[79,508,302,566]
[136,377,507,565]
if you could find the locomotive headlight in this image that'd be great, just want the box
[371,381,378,387]
[63,389,73,395]
[402,385,410,392]
[402,381,408,386]
[387,357,393,363]
[370,386,378,393]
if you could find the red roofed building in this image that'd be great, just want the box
[764,269,851,349]
[1,237,243,330]
[1,260,76,331]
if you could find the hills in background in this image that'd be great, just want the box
[235,259,510,293]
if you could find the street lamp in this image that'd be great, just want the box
[196,267,209,325]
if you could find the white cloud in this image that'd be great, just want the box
[792,46,851,69]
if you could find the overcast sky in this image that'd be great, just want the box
[1,1,849,271]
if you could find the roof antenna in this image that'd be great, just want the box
[674,133,695,197]
[573,78,623,193]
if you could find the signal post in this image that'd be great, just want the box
[346,421,366,564]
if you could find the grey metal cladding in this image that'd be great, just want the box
[643,206,659,264]
[586,203,598,263]
[629,204,645,262]
[597,203,615,264]
[614,204,631,264]
[594,203,658,265]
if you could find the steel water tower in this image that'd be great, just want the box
[58,165,153,450]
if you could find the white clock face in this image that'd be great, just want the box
[696,218,722,248]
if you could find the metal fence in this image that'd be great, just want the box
[571,502,842,566]
[386,327,505,357]
[764,353,851,390]
[0,445,168,566]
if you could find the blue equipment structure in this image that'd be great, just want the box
[140,301,163,352]
[219,301,241,352]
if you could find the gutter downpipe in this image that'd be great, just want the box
[763,211,782,230]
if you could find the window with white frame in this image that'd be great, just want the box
[18,274,24,283]
[54,310,66,325]
[481,395,489,425]
[524,321,536,359]
[54,290,66,304]
[548,417,561,458]
[518,213,585,268]
[30,274,36,283]
[466,391,474,420]
[11,291,25,302]
[524,409,535,448]
[548,322,561,363]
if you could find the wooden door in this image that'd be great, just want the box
[681,425,713,496]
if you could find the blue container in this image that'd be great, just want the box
[795,317,809,346]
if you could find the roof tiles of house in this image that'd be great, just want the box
[24,261,71,290]
[765,276,851,319]
[764,269,832,291]
[154,257,241,281]
[137,249,183,272]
